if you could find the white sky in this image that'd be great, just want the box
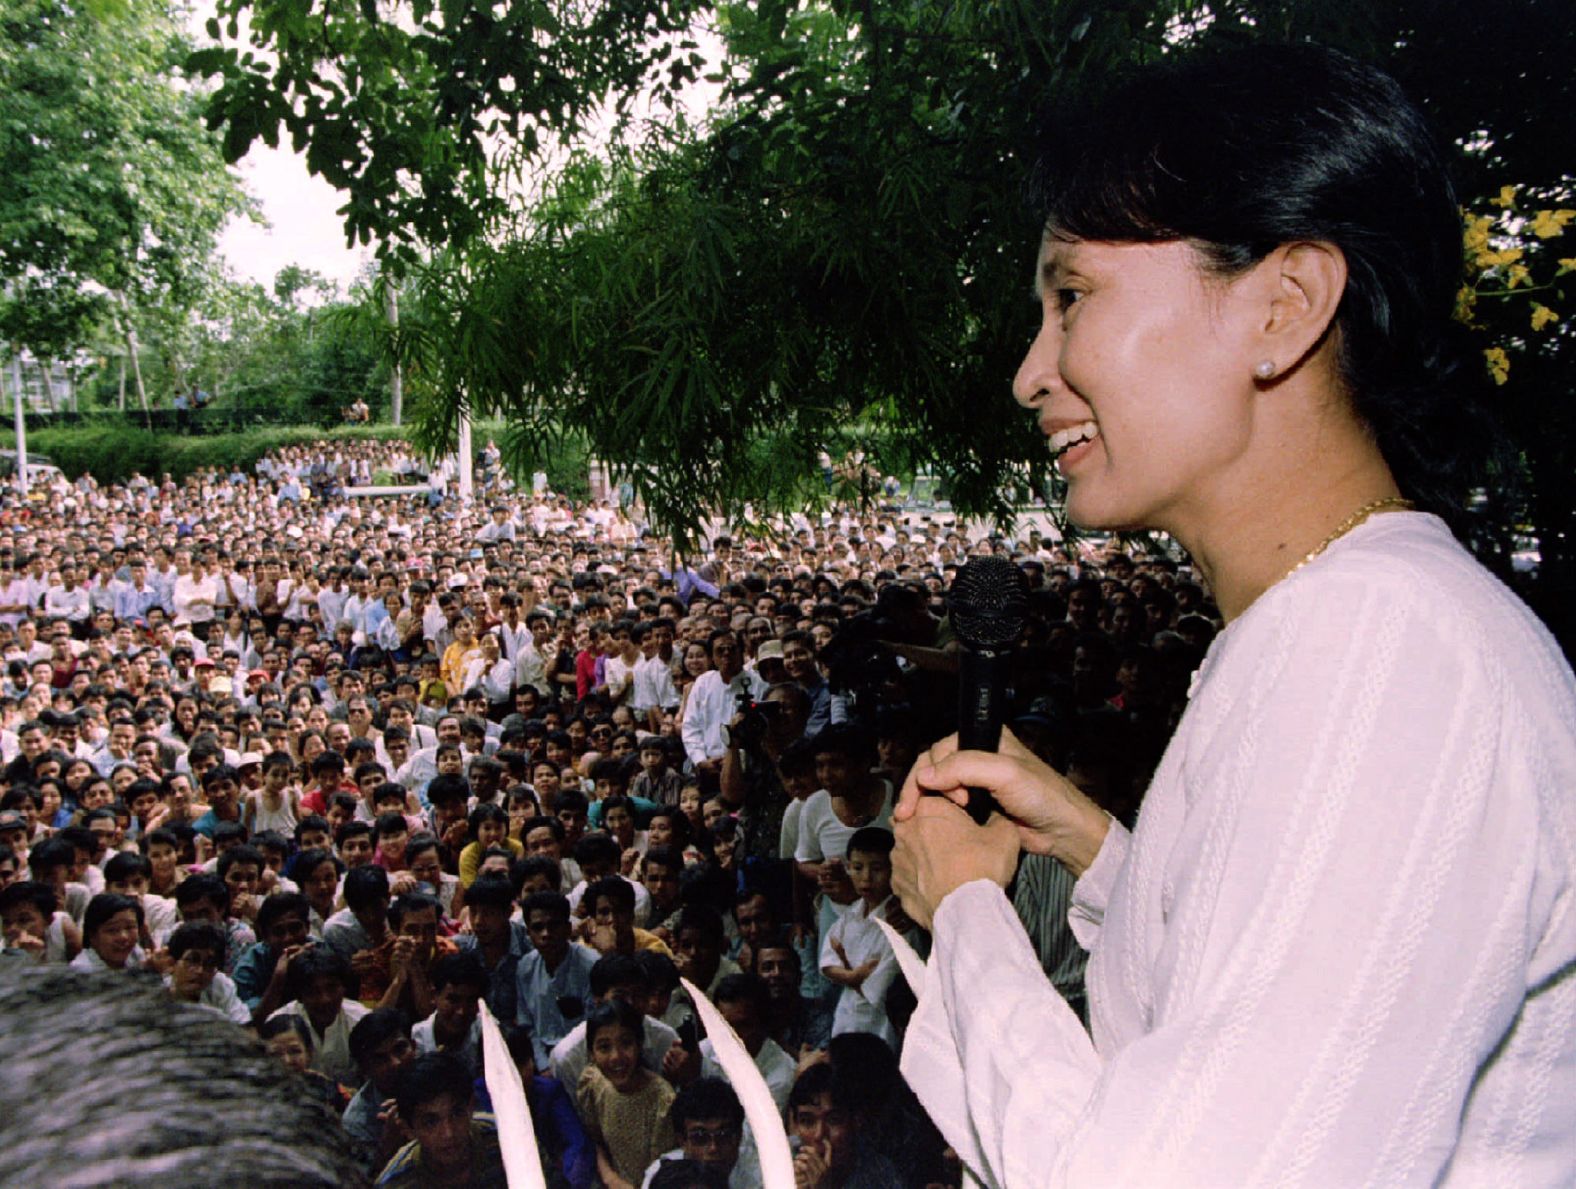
[216,146,370,294]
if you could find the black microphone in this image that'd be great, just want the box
[947,556,1031,824]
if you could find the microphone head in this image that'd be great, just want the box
[948,556,1030,651]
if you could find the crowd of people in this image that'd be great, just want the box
[0,437,1215,1187]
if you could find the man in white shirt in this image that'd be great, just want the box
[631,623,680,731]
[680,631,764,783]
[172,554,219,627]
[512,610,556,697]
[43,563,91,632]
[0,561,32,628]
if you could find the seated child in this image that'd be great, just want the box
[259,1013,352,1113]
[459,804,524,888]
[413,950,487,1076]
[641,1079,747,1189]
[549,953,679,1090]
[377,1051,506,1187]
[68,892,144,972]
[164,920,250,1024]
[343,1009,418,1178]
[576,998,677,1189]
[269,944,371,1085]
[170,873,256,971]
[0,879,78,963]
[786,1062,900,1188]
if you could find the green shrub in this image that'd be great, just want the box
[0,424,415,484]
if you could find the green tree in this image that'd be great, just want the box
[189,0,712,256]
[0,0,249,404]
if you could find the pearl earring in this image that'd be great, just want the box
[1253,360,1277,380]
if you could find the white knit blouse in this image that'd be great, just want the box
[902,513,1576,1187]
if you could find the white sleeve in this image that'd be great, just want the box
[902,574,1567,1188]
[679,677,711,766]
[1066,819,1128,952]
[792,795,829,864]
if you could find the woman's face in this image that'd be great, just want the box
[303,858,338,910]
[93,908,140,967]
[1012,238,1261,535]
[683,643,710,677]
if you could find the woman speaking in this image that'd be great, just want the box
[891,45,1576,1187]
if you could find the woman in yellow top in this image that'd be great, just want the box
[439,615,482,697]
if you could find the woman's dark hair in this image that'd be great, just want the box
[1029,43,1494,520]
[584,997,644,1049]
[284,945,353,1001]
[167,921,227,964]
[83,892,143,941]
[467,802,508,839]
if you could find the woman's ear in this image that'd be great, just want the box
[1250,241,1347,382]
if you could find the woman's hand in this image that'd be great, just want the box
[893,728,1110,878]
[892,795,1019,931]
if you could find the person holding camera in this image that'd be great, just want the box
[720,682,812,865]
[679,630,765,795]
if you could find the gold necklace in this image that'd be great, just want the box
[1285,496,1414,580]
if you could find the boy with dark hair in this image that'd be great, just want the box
[512,854,562,897]
[194,764,244,839]
[583,875,673,959]
[786,1062,899,1188]
[663,906,741,1032]
[336,819,376,868]
[172,871,255,973]
[630,735,683,807]
[381,890,453,1020]
[271,944,369,1084]
[377,1052,507,1187]
[642,1079,747,1189]
[414,950,488,1075]
[568,831,652,926]
[0,880,75,964]
[344,1008,418,1177]
[755,940,832,1058]
[164,920,250,1024]
[235,890,313,1021]
[514,889,599,1067]
[455,874,528,1023]
[819,827,912,1048]
[699,972,796,1113]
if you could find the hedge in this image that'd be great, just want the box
[0,420,593,498]
[0,424,416,485]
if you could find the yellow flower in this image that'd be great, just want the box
[1529,209,1575,238]
[1530,303,1559,331]
[1484,347,1509,385]
[1463,212,1495,253]
[1506,263,1531,289]
[1473,246,1523,269]
[1489,184,1517,209]
[1559,257,1576,275]
[1454,285,1478,323]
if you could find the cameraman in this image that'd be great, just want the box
[679,629,764,794]
[719,682,811,899]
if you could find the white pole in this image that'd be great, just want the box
[11,355,29,496]
[386,284,402,427]
[456,406,473,505]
